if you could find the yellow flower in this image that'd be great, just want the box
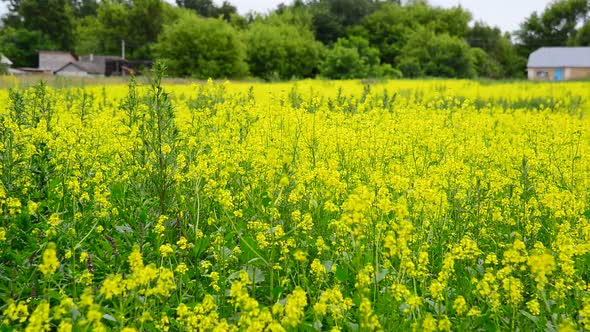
[57,321,73,332]
[121,328,137,332]
[79,252,89,264]
[175,263,188,274]
[39,243,59,276]
[2,300,29,323]
[313,287,353,320]
[528,251,555,290]
[159,244,174,257]
[359,297,381,331]
[282,287,307,327]
[201,260,212,269]
[467,307,481,317]
[25,301,50,332]
[293,250,307,262]
[128,245,144,271]
[100,274,125,299]
[27,201,39,215]
[161,143,172,155]
[176,236,189,250]
[527,299,540,316]
[453,296,468,315]
[407,295,422,309]
[311,259,327,280]
[438,315,452,331]
[48,214,61,227]
[147,268,175,297]
[422,314,437,332]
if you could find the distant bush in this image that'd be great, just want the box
[153,12,248,79]
[397,28,476,78]
[0,27,55,68]
[242,21,325,80]
[321,36,401,79]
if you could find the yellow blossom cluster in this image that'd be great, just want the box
[1,78,590,330]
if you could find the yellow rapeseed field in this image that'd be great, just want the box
[1,70,590,331]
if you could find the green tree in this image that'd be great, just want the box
[362,2,472,66]
[516,0,589,53]
[273,0,400,45]
[468,22,525,77]
[471,48,502,78]
[176,0,216,16]
[72,0,98,17]
[398,29,476,78]
[0,27,56,67]
[18,0,76,50]
[176,0,237,21]
[1,0,23,27]
[243,21,325,80]
[321,36,399,79]
[73,16,102,55]
[575,22,590,46]
[75,0,165,59]
[152,12,248,78]
[127,0,165,58]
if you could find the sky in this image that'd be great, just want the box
[0,0,555,33]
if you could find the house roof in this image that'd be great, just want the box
[527,47,590,68]
[54,61,104,75]
[79,55,124,62]
[1,54,12,66]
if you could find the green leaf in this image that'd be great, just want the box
[102,314,117,322]
[246,266,265,283]
[335,265,349,283]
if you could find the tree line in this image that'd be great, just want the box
[0,0,589,80]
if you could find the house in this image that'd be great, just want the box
[0,54,12,74]
[1,54,12,67]
[39,51,78,72]
[527,47,590,81]
[54,55,119,77]
[54,54,153,77]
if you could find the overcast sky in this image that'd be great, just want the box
[0,0,555,33]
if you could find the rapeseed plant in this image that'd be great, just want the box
[1,77,590,330]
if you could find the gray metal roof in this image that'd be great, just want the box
[54,61,104,75]
[527,47,590,68]
[1,54,12,66]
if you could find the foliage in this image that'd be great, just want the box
[0,28,56,68]
[72,0,165,59]
[471,48,503,79]
[398,29,476,78]
[307,0,388,44]
[321,36,401,79]
[72,0,99,17]
[153,12,248,78]
[575,22,590,46]
[243,21,325,80]
[18,0,76,50]
[1,77,590,330]
[362,2,472,67]
[176,0,237,21]
[516,0,590,54]
[467,22,525,78]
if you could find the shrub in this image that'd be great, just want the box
[153,12,248,78]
